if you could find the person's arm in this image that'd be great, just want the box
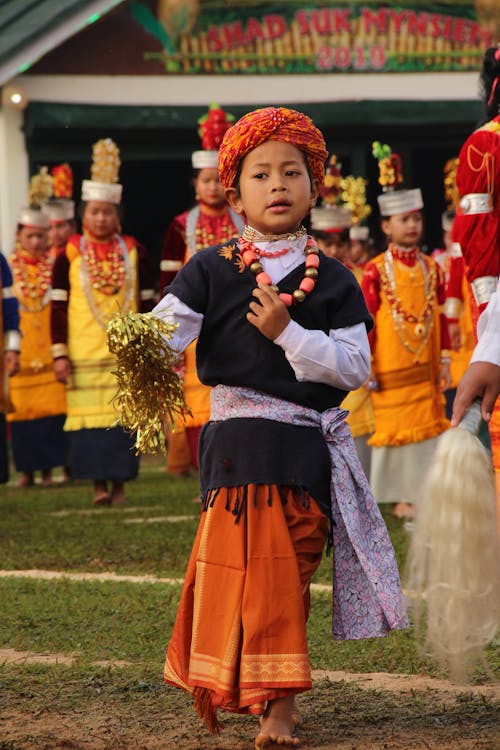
[453,129,499,313]
[1,253,20,353]
[435,261,452,390]
[159,216,186,293]
[360,261,380,350]
[445,251,465,351]
[1,253,21,375]
[274,320,370,390]
[135,240,156,311]
[451,283,500,425]
[50,249,72,383]
[151,292,203,354]
[247,284,370,390]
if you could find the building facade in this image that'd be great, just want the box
[0,0,497,266]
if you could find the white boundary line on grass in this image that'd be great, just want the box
[0,568,332,591]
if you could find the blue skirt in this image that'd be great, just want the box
[10,415,68,473]
[69,427,139,481]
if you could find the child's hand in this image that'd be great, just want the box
[5,350,20,377]
[247,283,291,341]
[53,356,72,384]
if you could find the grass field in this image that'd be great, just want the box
[1,457,498,749]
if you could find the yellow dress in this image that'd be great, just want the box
[8,248,66,423]
[7,246,68,474]
[362,248,449,505]
[63,236,138,430]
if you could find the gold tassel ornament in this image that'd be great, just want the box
[106,312,190,454]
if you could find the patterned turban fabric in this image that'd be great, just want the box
[218,107,328,189]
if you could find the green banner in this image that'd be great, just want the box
[131,1,496,74]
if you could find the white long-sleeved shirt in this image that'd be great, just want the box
[152,235,371,391]
[471,278,500,367]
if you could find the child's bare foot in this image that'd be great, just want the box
[14,472,34,488]
[111,481,125,505]
[290,697,302,727]
[92,480,111,506]
[255,696,300,749]
[40,470,52,487]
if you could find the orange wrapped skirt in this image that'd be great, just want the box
[164,484,328,730]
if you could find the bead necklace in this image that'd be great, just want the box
[194,211,238,251]
[81,234,126,295]
[380,247,437,360]
[11,246,54,313]
[238,235,320,307]
[253,244,290,258]
[80,234,135,330]
[242,225,307,243]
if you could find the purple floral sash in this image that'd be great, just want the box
[210,384,408,640]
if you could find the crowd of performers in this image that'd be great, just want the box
[0,43,499,750]
[1,54,499,513]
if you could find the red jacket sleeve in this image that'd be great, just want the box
[360,261,380,351]
[435,261,451,351]
[160,213,188,293]
[134,240,155,312]
[454,119,500,306]
[50,248,70,357]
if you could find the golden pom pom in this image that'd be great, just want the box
[340,175,372,224]
[91,138,121,184]
[28,166,53,208]
[106,312,190,454]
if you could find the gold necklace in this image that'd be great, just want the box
[381,249,437,361]
[242,225,307,243]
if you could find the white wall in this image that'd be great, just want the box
[0,107,29,256]
[18,72,480,105]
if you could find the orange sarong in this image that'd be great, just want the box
[164,484,328,731]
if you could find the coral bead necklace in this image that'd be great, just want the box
[238,235,320,307]
[11,246,54,312]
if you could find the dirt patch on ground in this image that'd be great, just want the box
[1,674,498,750]
[2,649,498,701]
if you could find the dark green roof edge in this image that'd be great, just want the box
[25,99,483,132]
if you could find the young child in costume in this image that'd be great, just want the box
[361,142,451,520]
[8,169,68,488]
[51,139,155,506]
[310,155,352,262]
[152,108,407,749]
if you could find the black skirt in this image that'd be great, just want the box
[69,427,139,481]
[10,415,68,472]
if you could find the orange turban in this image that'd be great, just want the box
[218,107,328,189]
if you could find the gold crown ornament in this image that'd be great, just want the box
[312,153,353,231]
[341,174,371,240]
[372,141,423,216]
[17,167,52,228]
[81,138,122,204]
